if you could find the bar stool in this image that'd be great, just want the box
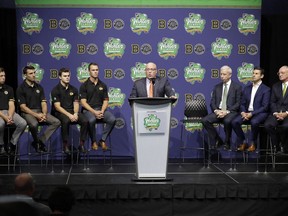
[86,122,113,168]
[0,124,20,172]
[26,123,54,172]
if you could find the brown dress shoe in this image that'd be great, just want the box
[247,144,256,152]
[237,143,247,151]
[99,140,108,151]
[91,142,98,150]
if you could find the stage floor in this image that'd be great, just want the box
[1,157,288,216]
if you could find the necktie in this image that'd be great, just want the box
[222,83,227,110]
[283,83,287,97]
[148,80,153,98]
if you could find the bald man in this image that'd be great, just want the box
[14,173,51,216]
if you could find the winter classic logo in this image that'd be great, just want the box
[21,12,43,35]
[144,114,160,131]
[130,13,152,35]
[237,63,254,84]
[49,37,71,60]
[157,38,179,60]
[76,12,98,35]
[104,37,125,60]
[184,62,205,85]
[238,13,259,36]
[108,88,126,109]
[76,62,90,83]
[131,62,146,81]
[211,38,232,60]
[184,13,205,35]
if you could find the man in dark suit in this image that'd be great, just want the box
[232,67,270,152]
[264,65,288,153]
[129,62,176,98]
[202,65,242,150]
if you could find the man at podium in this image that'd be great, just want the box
[129,62,176,98]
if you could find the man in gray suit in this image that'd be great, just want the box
[202,65,242,150]
[129,62,176,98]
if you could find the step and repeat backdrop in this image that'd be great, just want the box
[15,0,261,159]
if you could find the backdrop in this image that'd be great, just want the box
[15,0,261,159]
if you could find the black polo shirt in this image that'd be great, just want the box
[0,84,15,110]
[79,78,109,109]
[16,80,46,109]
[51,82,79,112]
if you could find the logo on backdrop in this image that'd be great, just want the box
[167,68,178,80]
[76,62,90,83]
[32,43,44,55]
[220,19,232,30]
[113,19,125,30]
[144,114,160,131]
[24,63,44,83]
[184,62,206,84]
[238,13,259,36]
[104,37,126,60]
[108,88,126,109]
[184,13,205,35]
[170,117,178,129]
[115,118,125,129]
[247,44,258,55]
[237,62,254,84]
[211,38,233,60]
[130,62,146,81]
[76,12,98,34]
[59,18,70,30]
[49,37,71,60]
[21,12,43,35]
[157,37,179,60]
[114,68,125,80]
[194,43,205,55]
[167,19,178,30]
[130,13,152,35]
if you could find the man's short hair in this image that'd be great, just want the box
[22,65,35,75]
[59,68,70,76]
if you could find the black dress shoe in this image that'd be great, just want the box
[7,143,16,155]
[31,141,41,153]
[38,140,47,153]
[78,145,87,153]
[215,139,224,148]
[223,142,231,150]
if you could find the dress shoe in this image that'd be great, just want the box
[78,145,87,153]
[38,140,47,153]
[237,143,247,151]
[215,139,224,148]
[247,144,256,152]
[0,146,6,155]
[99,140,108,151]
[91,142,98,150]
[63,145,71,155]
[223,142,231,151]
[7,143,16,155]
[31,141,41,153]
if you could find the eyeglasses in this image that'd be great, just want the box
[145,68,157,71]
[277,72,287,76]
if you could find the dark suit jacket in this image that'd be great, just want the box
[240,82,271,115]
[270,81,288,113]
[210,80,242,112]
[129,77,175,98]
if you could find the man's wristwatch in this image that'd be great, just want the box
[226,110,230,114]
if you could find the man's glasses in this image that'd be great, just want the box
[145,68,157,71]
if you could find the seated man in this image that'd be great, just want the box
[16,65,60,152]
[79,63,116,151]
[0,67,27,155]
[232,67,270,152]
[202,65,242,150]
[51,68,88,154]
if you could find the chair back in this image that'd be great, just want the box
[184,99,208,120]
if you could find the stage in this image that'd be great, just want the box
[1,155,288,216]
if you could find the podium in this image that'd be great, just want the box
[129,97,176,180]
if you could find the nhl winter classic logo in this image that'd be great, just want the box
[49,37,71,60]
[104,37,126,60]
[184,13,205,35]
[130,13,152,35]
[144,114,161,131]
[76,12,98,34]
[108,88,126,109]
[24,63,44,83]
[21,12,43,35]
[184,62,205,85]
[238,13,259,36]
[130,62,146,81]
[76,62,90,83]
[237,63,254,84]
[211,38,233,60]
[157,38,179,60]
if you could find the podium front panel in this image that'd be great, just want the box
[132,101,172,179]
